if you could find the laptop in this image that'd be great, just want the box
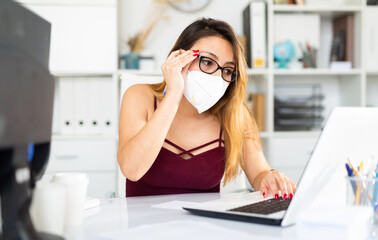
[183,107,378,226]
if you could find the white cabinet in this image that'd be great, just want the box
[21,1,117,73]
[46,140,117,172]
[45,139,117,198]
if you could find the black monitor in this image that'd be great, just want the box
[0,1,62,239]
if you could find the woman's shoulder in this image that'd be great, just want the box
[121,84,154,111]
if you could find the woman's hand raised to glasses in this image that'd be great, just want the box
[161,49,199,97]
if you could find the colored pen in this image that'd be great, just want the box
[372,163,378,204]
[348,158,359,177]
[345,163,357,193]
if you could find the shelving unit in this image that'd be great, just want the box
[242,0,375,184]
[18,0,378,193]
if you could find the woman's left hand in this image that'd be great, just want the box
[258,170,296,200]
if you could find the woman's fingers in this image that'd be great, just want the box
[166,49,183,62]
[166,49,197,64]
[163,50,197,73]
[273,172,289,200]
[265,175,279,200]
[260,171,296,200]
[260,183,269,198]
[289,178,297,194]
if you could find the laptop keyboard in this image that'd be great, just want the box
[228,197,291,215]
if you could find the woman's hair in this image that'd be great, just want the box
[149,18,261,185]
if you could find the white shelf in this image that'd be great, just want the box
[273,4,362,13]
[273,131,321,138]
[259,131,271,138]
[117,69,163,76]
[52,72,114,77]
[52,134,117,141]
[274,68,362,76]
[246,68,269,75]
[17,0,116,6]
[367,70,378,76]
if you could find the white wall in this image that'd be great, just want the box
[119,0,250,70]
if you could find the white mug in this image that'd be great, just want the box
[30,182,66,236]
[51,172,89,227]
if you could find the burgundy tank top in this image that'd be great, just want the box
[125,97,225,197]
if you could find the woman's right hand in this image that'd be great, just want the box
[161,49,198,97]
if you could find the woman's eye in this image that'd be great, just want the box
[223,68,233,76]
[201,59,212,66]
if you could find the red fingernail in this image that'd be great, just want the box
[283,194,288,200]
[193,54,198,57]
[289,193,293,199]
[263,192,266,197]
[275,194,279,200]
[192,50,199,52]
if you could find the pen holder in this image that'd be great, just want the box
[346,176,378,223]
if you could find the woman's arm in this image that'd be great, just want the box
[117,49,197,181]
[117,85,182,181]
[242,106,296,199]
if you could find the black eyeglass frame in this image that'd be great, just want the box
[196,55,239,83]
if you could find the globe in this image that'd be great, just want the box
[274,40,295,69]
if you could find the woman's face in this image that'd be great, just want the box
[188,36,235,80]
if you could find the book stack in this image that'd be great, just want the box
[245,93,265,131]
[274,84,324,131]
[330,14,354,70]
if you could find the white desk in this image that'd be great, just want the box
[62,192,378,240]
[64,192,299,239]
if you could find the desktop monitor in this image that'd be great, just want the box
[0,0,59,239]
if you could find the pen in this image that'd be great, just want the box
[348,158,359,177]
[372,163,378,204]
[354,161,364,205]
[345,163,357,193]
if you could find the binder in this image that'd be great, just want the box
[252,93,265,131]
[59,77,75,135]
[99,77,114,134]
[87,77,101,134]
[243,1,267,68]
[74,78,89,134]
[52,77,60,134]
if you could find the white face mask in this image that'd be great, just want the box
[184,70,229,114]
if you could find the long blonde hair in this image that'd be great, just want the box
[149,18,261,185]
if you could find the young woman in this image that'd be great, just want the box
[118,18,296,198]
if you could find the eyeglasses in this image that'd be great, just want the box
[196,55,239,82]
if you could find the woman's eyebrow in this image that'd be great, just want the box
[200,51,218,60]
[200,51,235,66]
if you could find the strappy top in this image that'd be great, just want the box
[125,96,225,197]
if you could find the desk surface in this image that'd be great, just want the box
[65,192,378,240]
[65,192,298,239]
